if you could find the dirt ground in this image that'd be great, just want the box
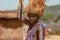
[45,35,60,40]
[0,27,23,40]
[0,27,60,40]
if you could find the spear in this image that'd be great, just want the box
[19,0,23,20]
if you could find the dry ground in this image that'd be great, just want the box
[0,27,23,40]
[0,27,60,40]
[45,35,60,40]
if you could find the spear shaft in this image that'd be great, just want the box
[20,0,23,20]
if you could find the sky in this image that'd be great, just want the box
[0,0,19,10]
[46,0,60,6]
[0,0,60,10]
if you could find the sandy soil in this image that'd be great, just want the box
[45,35,60,40]
[0,27,23,40]
[0,27,60,40]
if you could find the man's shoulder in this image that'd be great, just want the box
[35,22,47,28]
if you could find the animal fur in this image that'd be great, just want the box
[24,0,45,17]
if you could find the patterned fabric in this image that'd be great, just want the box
[25,22,46,40]
[25,22,45,40]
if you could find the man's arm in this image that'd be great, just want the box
[38,24,44,40]
[45,26,49,37]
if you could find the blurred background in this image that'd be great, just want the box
[0,0,60,40]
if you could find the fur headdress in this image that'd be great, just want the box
[24,0,46,17]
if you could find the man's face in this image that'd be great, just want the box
[27,13,39,25]
[28,14,37,22]
[25,13,39,31]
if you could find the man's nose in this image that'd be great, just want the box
[30,17,33,20]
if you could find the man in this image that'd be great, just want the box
[24,12,48,40]
[22,0,48,40]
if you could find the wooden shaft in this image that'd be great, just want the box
[20,0,23,20]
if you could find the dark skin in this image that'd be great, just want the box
[24,13,40,31]
[27,13,39,31]
[24,13,40,40]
